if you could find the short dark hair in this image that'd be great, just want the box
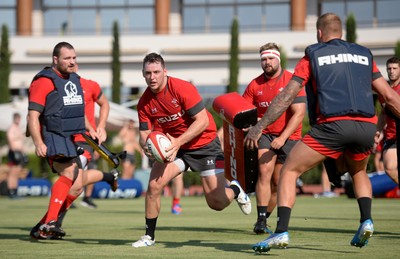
[52,42,74,58]
[142,52,165,70]
[386,56,400,67]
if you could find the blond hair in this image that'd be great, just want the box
[259,42,280,53]
[317,13,342,38]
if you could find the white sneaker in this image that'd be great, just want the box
[230,180,251,215]
[132,235,155,248]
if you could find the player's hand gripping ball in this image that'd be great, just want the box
[146,131,172,163]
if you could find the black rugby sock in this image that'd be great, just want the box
[145,217,158,240]
[257,206,267,219]
[275,206,291,233]
[102,171,113,184]
[357,197,372,223]
[229,185,240,199]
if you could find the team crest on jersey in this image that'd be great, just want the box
[63,81,83,105]
[171,98,179,107]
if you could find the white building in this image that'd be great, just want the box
[3,0,400,103]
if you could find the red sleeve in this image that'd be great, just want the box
[90,80,102,101]
[28,77,55,110]
[168,77,204,117]
[372,61,383,80]
[137,91,153,131]
[293,56,311,87]
[174,79,202,112]
[242,81,254,103]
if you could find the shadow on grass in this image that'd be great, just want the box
[140,224,400,237]
[146,239,362,255]
[2,224,398,255]
[288,225,400,236]
[292,215,400,222]
[6,232,361,256]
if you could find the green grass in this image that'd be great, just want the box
[0,195,399,258]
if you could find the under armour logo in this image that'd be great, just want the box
[54,198,63,205]
[151,108,157,114]
[259,213,266,217]
[257,91,263,96]
[207,160,214,165]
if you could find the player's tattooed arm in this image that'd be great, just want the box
[244,79,303,150]
[255,80,302,132]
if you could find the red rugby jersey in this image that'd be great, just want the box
[380,83,400,140]
[242,70,306,140]
[29,77,56,110]
[138,76,217,150]
[73,78,103,142]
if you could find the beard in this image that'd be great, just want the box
[56,65,73,76]
[263,65,278,77]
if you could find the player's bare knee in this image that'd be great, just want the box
[206,197,228,211]
[208,202,224,211]
[70,185,84,196]
[72,164,79,181]
[148,180,162,191]
[147,182,164,197]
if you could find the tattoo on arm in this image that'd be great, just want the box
[256,80,302,131]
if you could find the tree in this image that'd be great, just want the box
[227,18,239,93]
[279,46,287,69]
[0,24,11,144]
[395,40,400,57]
[346,13,357,43]
[111,21,121,104]
[0,24,11,103]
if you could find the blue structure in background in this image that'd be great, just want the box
[369,172,398,197]
[92,179,142,199]
[17,178,51,196]
[15,170,149,198]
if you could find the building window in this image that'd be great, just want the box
[42,0,154,35]
[319,0,400,28]
[0,0,16,35]
[376,0,400,27]
[182,0,290,34]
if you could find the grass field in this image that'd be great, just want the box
[0,194,399,258]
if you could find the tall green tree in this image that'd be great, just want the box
[279,46,287,69]
[111,21,121,104]
[0,24,11,103]
[227,18,239,93]
[346,13,357,43]
[395,40,400,57]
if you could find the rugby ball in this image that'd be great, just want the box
[146,131,171,163]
